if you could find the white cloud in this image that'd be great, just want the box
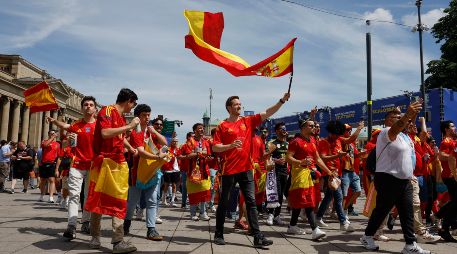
[363,8,395,23]
[401,8,446,27]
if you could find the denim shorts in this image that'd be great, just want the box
[341,170,361,196]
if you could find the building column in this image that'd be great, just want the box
[28,112,43,148]
[21,106,30,143]
[52,110,58,129]
[42,111,50,137]
[10,100,21,142]
[0,97,11,140]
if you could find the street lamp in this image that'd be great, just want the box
[413,0,430,118]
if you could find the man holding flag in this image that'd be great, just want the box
[85,88,139,253]
[212,92,290,247]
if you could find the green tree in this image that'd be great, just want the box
[425,0,457,90]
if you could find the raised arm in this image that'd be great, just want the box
[260,93,290,122]
[388,101,423,141]
[46,116,71,130]
[341,121,364,144]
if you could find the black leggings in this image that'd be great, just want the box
[290,207,317,230]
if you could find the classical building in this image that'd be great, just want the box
[0,54,86,148]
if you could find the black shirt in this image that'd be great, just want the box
[13,148,34,172]
[269,139,288,175]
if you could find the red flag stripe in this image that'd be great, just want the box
[23,81,50,96]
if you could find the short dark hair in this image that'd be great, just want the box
[133,104,151,117]
[151,118,163,125]
[299,119,313,129]
[49,129,57,134]
[186,132,194,139]
[440,120,454,135]
[326,120,346,135]
[210,128,216,136]
[0,140,7,146]
[225,96,239,112]
[116,88,138,104]
[192,123,204,131]
[274,122,286,131]
[384,108,401,120]
[81,96,97,108]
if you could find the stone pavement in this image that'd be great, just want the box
[1,184,457,254]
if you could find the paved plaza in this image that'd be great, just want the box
[1,184,457,254]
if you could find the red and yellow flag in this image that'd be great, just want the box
[23,81,59,113]
[84,155,130,219]
[184,10,296,77]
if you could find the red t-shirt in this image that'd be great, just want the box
[207,139,219,170]
[67,119,95,170]
[318,138,343,176]
[288,136,318,169]
[440,137,456,179]
[162,146,181,172]
[180,140,194,174]
[93,105,126,163]
[251,135,266,170]
[181,137,211,175]
[59,146,73,176]
[213,114,262,175]
[41,140,60,164]
[409,134,425,176]
[127,129,148,186]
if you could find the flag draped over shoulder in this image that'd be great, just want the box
[184,10,296,77]
[23,81,59,113]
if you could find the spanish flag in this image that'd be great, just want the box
[184,10,296,77]
[288,166,315,209]
[23,81,59,113]
[84,155,130,219]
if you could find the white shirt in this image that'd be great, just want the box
[376,127,416,180]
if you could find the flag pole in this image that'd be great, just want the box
[287,71,293,95]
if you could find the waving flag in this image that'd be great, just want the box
[184,10,296,77]
[24,81,59,113]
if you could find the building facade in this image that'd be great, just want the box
[0,54,85,148]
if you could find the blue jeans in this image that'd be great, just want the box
[190,202,206,216]
[181,171,188,207]
[126,183,159,228]
[341,170,361,197]
[316,176,346,224]
[416,175,428,202]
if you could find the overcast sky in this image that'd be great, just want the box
[0,0,449,141]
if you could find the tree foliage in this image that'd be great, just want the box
[425,0,457,90]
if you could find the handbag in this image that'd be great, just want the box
[327,175,341,191]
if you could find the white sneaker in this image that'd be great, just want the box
[343,209,349,220]
[191,215,199,221]
[360,235,379,251]
[170,202,179,208]
[48,197,55,203]
[200,213,210,221]
[401,242,431,254]
[340,221,355,232]
[416,231,441,243]
[38,195,45,202]
[312,227,326,240]
[287,225,306,235]
[317,218,328,228]
[266,214,274,226]
[155,216,163,224]
[210,206,217,212]
[452,229,457,236]
[89,237,101,249]
[374,234,391,242]
[273,215,284,225]
[135,208,144,221]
